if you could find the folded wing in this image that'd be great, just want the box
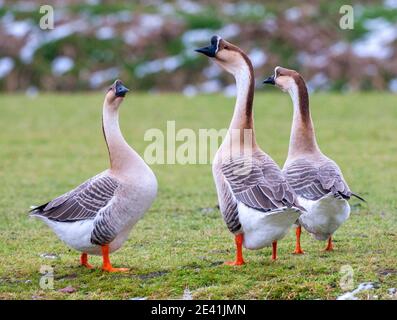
[284,159,351,201]
[30,174,119,222]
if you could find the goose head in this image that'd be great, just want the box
[105,79,130,108]
[195,36,251,75]
[263,66,303,92]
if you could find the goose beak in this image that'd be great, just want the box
[195,35,220,58]
[195,45,217,58]
[115,80,130,97]
[263,75,275,85]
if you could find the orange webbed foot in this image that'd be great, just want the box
[101,245,129,273]
[293,248,305,255]
[224,259,245,266]
[225,234,245,266]
[102,266,129,273]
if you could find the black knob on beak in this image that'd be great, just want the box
[195,35,220,58]
[263,75,275,85]
[115,80,130,97]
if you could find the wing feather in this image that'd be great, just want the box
[30,174,119,222]
[221,151,301,212]
[284,158,351,201]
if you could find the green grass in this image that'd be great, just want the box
[0,92,396,300]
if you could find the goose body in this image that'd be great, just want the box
[213,151,303,252]
[30,80,157,271]
[196,37,303,264]
[33,169,157,255]
[264,67,362,251]
[284,156,351,242]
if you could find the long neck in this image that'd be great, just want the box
[287,80,319,158]
[223,59,256,152]
[102,103,138,172]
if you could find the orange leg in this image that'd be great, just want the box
[324,236,334,251]
[101,245,129,272]
[80,253,94,269]
[224,234,245,266]
[293,226,305,254]
[271,241,277,261]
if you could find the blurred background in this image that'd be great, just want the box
[0,0,396,95]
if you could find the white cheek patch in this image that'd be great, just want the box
[214,35,221,54]
[274,66,281,79]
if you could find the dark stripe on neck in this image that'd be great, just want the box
[293,74,310,125]
[102,114,112,166]
[239,52,255,128]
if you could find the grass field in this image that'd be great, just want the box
[0,92,396,300]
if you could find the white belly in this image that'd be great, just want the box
[238,202,302,250]
[298,194,350,240]
[35,216,138,255]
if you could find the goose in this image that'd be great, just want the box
[30,80,158,272]
[195,37,304,264]
[263,66,364,253]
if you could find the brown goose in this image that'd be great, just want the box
[30,80,158,272]
[263,67,364,253]
[196,37,303,264]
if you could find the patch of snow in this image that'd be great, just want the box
[389,78,397,92]
[218,24,241,39]
[177,0,203,14]
[117,11,134,23]
[96,26,115,40]
[135,55,183,78]
[51,56,74,76]
[352,18,397,60]
[139,14,164,34]
[202,64,221,79]
[337,282,377,300]
[90,67,120,88]
[87,0,100,4]
[223,84,237,97]
[183,85,198,97]
[182,29,213,47]
[307,73,330,92]
[248,48,267,68]
[158,3,175,15]
[388,288,397,296]
[129,297,147,300]
[182,287,193,300]
[26,86,39,98]
[4,19,32,38]
[20,19,88,63]
[262,18,277,33]
[297,52,328,68]
[329,42,349,56]
[199,80,222,94]
[40,253,59,259]
[123,31,140,46]
[222,3,265,17]
[285,7,302,21]
[384,0,397,9]
[0,57,14,79]
[10,1,36,12]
